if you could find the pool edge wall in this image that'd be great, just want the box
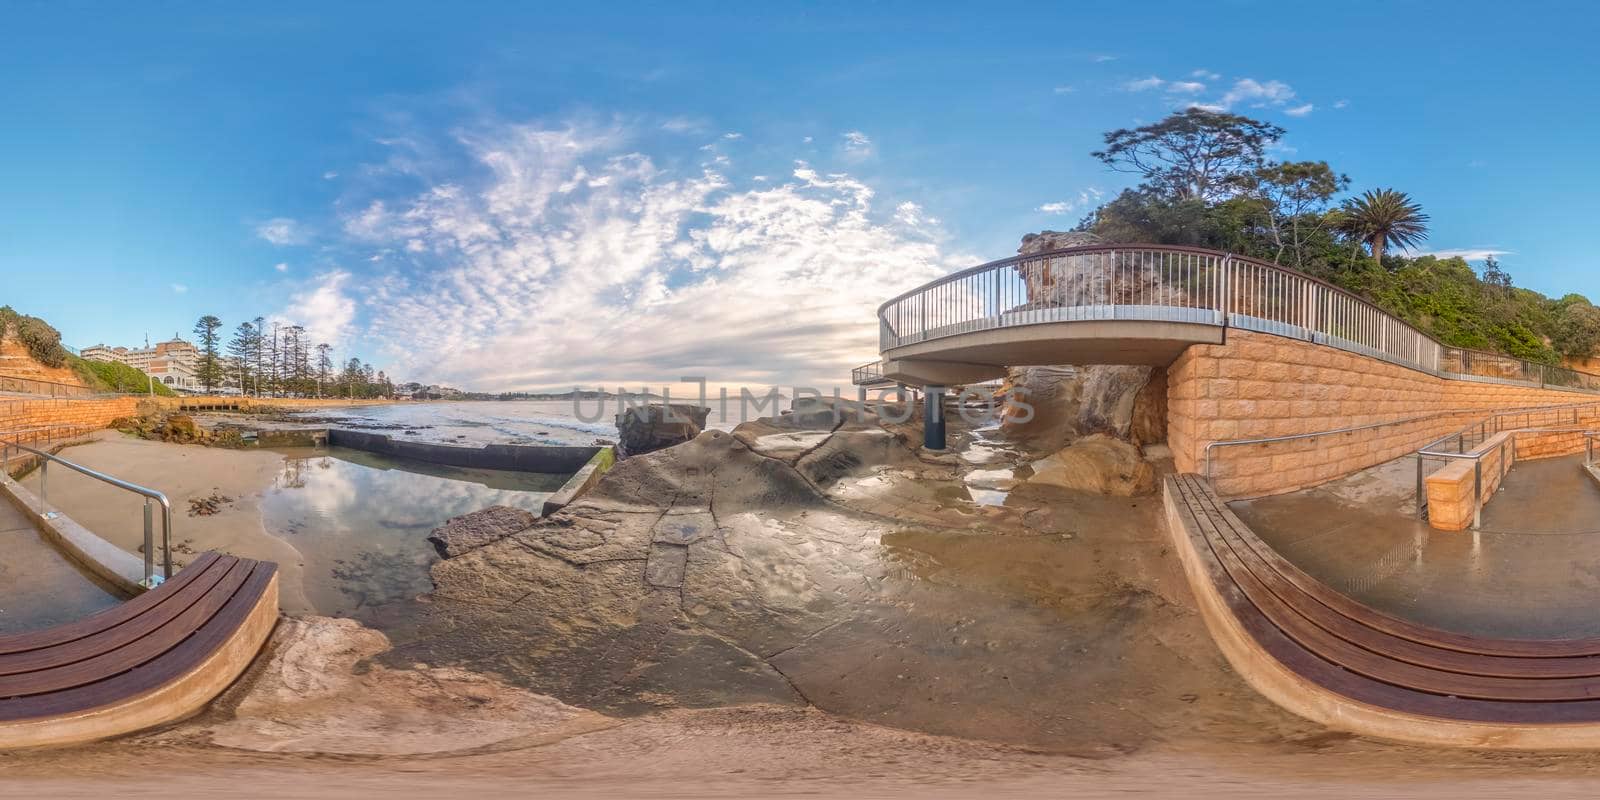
[326,429,603,474]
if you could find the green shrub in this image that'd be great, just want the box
[0,305,70,368]
[69,355,176,397]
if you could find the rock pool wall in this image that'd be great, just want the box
[327,429,601,474]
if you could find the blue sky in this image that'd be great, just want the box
[4,1,1597,390]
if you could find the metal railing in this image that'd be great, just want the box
[1417,402,1600,456]
[851,361,889,386]
[0,433,173,587]
[1412,403,1600,526]
[0,373,97,397]
[877,244,1600,393]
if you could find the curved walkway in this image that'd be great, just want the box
[870,244,1600,393]
[0,552,278,749]
[1166,472,1600,748]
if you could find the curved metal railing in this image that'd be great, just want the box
[1,433,173,587]
[877,244,1600,393]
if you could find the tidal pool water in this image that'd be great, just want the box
[261,446,568,624]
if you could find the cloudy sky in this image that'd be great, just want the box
[4,1,1596,391]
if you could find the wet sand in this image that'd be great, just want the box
[17,431,315,612]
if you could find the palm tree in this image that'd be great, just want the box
[1338,188,1430,263]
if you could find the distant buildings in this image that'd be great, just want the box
[395,381,464,400]
[81,335,201,391]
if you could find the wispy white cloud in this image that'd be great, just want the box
[1123,76,1209,98]
[1037,188,1104,216]
[1052,85,1076,94]
[1091,54,1117,63]
[276,270,356,347]
[1191,69,1221,81]
[660,116,706,134]
[320,120,957,389]
[1220,78,1296,108]
[171,283,188,294]
[255,217,307,246]
[1407,247,1513,261]
[841,130,875,159]
[722,131,743,140]
[322,171,339,180]
[274,262,289,273]
[1333,99,1349,109]
[1185,78,1304,115]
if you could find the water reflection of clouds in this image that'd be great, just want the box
[261,452,550,618]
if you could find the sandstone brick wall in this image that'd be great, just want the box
[1425,428,1590,531]
[1169,330,1600,497]
[0,396,148,436]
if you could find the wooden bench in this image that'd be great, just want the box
[1165,473,1600,748]
[0,552,278,749]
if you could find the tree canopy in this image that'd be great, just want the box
[1078,110,1592,366]
[1091,108,1286,203]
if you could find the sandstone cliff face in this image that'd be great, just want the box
[997,230,1167,495]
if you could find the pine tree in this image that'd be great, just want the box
[192,315,224,393]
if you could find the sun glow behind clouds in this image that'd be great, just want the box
[327,121,960,391]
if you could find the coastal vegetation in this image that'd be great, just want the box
[71,357,177,396]
[1081,110,1600,365]
[0,305,69,368]
[0,306,177,395]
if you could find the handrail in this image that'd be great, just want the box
[0,434,172,587]
[1200,400,1600,478]
[0,372,98,398]
[1413,425,1598,528]
[876,243,1600,394]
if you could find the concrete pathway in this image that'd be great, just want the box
[1233,453,1600,640]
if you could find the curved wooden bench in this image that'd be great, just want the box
[1164,473,1600,747]
[0,552,278,749]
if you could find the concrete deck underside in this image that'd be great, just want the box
[882,319,1224,385]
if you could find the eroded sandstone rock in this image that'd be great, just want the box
[1025,433,1156,496]
[428,505,538,558]
[199,616,613,756]
[616,404,711,458]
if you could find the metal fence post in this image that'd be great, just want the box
[1415,454,1425,519]
[142,499,154,586]
[1473,459,1483,530]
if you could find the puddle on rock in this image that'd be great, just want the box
[262,446,569,625]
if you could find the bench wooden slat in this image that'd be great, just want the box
[0,558,255,698]
[0,555,240,677]
[0,560,277,723]
[0,552,226,656]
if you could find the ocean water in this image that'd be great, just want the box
[296,398,774,447]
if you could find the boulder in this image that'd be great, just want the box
[1026,434,1156,496]
[615,404,711,458]
[427,505,538,559]
[1017,229,1103,256]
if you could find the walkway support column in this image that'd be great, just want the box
[924,385,947,450]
